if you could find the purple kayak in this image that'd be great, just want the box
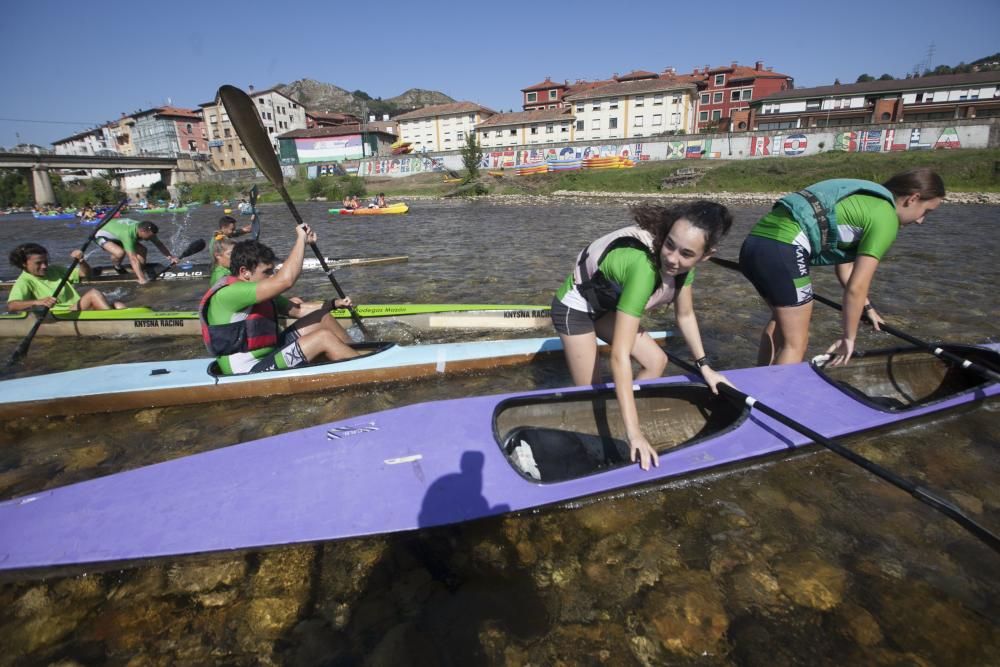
[0,343,997,572]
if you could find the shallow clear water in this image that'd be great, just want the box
[0,199,997,665]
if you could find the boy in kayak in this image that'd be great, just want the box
[94,219,179,285]
[209,215,252,254]
[551,201,734,471]
[738,168,944,367]
[209,236,235,283]
[200,224,358,375]
[6,243,126,312]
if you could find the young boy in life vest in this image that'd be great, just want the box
[199,224,358,375]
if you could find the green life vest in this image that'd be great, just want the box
[775,179,895,265]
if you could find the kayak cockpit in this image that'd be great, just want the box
[814,344,999,412]
[206,341,394,378]
[493,384,745,482]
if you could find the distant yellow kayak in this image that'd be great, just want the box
[329,203,409,216]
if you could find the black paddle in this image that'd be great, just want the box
[6,198,128,367]
[709,256,1000,383]
[249,185,261,241]
[670,355,1000,553]
[149,239,207,280]
[217,84,371,339]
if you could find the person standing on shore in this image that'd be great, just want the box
[738,167,944,367]
[551,201,734,471]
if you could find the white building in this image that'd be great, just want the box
[200,86,307,171]
[52,127,114,157]
[564,75,698,142]
[394,102,496,153]
[475,108,574,149]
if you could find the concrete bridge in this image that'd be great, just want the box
[0,152,182,205]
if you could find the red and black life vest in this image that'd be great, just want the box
[198,276,279,356]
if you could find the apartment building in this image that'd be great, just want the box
[200,86,307,171]
[750,70,1000,130]
[394,102,496,152]
[52,127,112,156]
[126,107,207,156]
[689,61,793,132]
[564,73,698,141]
[475,108,574,148]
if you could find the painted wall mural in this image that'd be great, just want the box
[833,127,961,153]
[480,143,651,169]
[356,156,446,177]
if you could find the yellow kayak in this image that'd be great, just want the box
[330,203,409,216]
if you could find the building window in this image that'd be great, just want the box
[699,111,708,122]
[576,103,584,112]
[527,92,537,102]
[530,126,538,135]
[610,98,619,110]
[742,90,752,101]
[561,124,568,132]
[700,93,710,105]
[546,124,554,134]
[209,114,217,123]
[224,128,231,138]
[652,114,662,126]
[633,116,642,127]
[592,101,601,111]
[242,157,247,165]
[457,131,464,139]
[715,74,725,86]
[636,96,645,107]
[880,112,891,121]
[230,159,236,166]
[549,90,558,99]
[671,112,681,125]
[731,90,741,101]
[712,92,723,104]
[673,95,682,104]
[653,94,663,106]
[711,110,722,120]
[806,99,822,110]
[576,120,585,131]
[509,129,517,136]
[591,119,600,130]
[609,117,618,129]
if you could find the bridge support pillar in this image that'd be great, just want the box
[159,168,177,200]
[31,167,56,206]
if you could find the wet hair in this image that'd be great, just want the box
[137,221,159,235]
[230,240,277,275]
[218,215,237,228]
[882,168,945,201]
[632,201,734,260]
[9,243,48,270]
[212,235,235,259]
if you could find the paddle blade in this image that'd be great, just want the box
[180,238,206,259]
[218,85,284,187]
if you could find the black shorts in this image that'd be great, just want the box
[550,296,596,336]
[739,235,813,307]
[247,327,307,373]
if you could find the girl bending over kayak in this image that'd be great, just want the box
[551,201,735,471]
[738,167,944,367]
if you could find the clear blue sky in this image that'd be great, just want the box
[2,0,997,147]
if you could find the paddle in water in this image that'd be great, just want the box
[217,84,371,340]
[149,239,207,281]
[709,256,1000,383]
[669,354,1000,554]
[6,198,129,367]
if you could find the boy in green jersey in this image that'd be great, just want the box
[7,243,125,312]
[94,219,179,285]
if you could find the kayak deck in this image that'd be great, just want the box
[0,343,995,572]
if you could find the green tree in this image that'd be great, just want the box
[878,73,895,81]
[147,180,170,201]
[460,132,483,182]
[856,73,875,83]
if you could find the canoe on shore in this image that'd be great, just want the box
[0,342,995,572]
[0,331,667,420]
[0,304,553,338]
[328,203,409,216]
[0,254,410,287]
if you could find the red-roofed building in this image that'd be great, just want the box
[306,111,362,128]
[687,61,793,132]
[475,108,574,148]
[126,106,208,156]
[394,102,496,152]
[199,86,307,171]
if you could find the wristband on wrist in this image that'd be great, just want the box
[863,304,874,312]
[694,356,710,369]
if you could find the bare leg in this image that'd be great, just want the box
[559,332,601,385]
[76,289,112,311]
[593,314,667,380]
[285,309,359,361]
[758,317,778,366]
[772,301,814,365]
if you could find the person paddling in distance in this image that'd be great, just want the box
[551,201,735,471]
[6,243,126,312]
[209,215,252,255]
[200,224,359,375]
[94,219,179,285]
[738,167,945,367]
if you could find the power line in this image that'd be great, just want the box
[0,117,102,126]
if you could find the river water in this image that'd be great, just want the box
[0,199,997,665]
